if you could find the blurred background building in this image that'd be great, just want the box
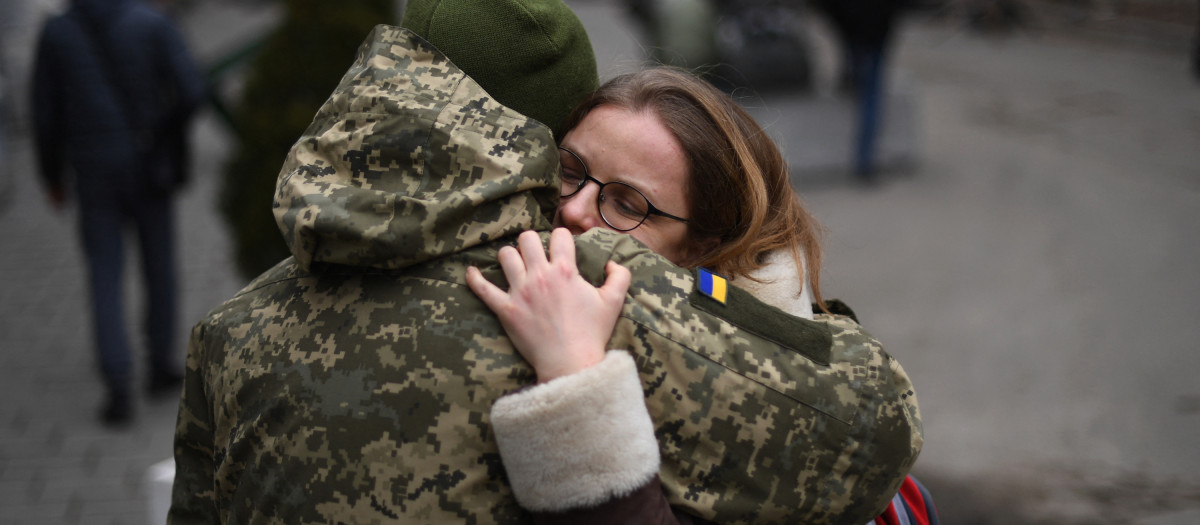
[1,0,1198,523]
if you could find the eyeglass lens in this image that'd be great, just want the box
[559,148,654,231]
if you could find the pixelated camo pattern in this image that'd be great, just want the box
[170,25,921,525]
[575,231,922,525]
[273,24,559,272]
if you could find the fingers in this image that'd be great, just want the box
[465,266,507,312]
[496,246,526,285]
[517,230,548,270]
[600,260,632,301]
[548,228,576,266]
[490,230,553,289]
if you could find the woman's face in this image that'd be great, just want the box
[554,105,693,265]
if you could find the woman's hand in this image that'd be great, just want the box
[466,228,631,383]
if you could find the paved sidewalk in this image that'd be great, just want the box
[0,2,274,523]
[0,115,242,525]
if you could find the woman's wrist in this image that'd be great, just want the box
[536,345,607,383]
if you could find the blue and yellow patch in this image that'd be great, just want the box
[696,268,728,305]
[689,267,833,364]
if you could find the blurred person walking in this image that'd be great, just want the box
[811,0,909,180]
[30,0,205,426]
[1193,0,1199,80]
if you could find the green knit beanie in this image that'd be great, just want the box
[401,0,598,138]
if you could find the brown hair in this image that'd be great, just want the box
[562,67,828,310]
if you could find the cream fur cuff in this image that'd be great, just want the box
[491,350,660,512]
[735,248,814,320]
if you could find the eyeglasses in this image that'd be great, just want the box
[557,147,689,232]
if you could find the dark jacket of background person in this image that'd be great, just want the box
[30,0,205,423]
[169,26,922,525]
[811,0,908,50]
[32,0,204,199]
[1193,0,1200,80]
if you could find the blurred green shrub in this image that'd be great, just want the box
[220,0,395,280]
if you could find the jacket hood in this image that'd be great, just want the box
[273,25,559,271]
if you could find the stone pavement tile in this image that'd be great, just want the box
[5,291,87,345]
[1,418,69,459]
[1136,509,1200,525]
[0,476,37,503]
[62,492,147,525]
[43,470,135,501]
[26,459,152,523]
[0,465,42,500]
[75,506,148,525]
[24,464,95,504]
[0,392,47,428]
[93,445,173,481]
[0,505,68,525]
[10,383,99,435]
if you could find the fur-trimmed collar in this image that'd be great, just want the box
[732,249,814,320]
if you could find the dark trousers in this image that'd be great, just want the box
[848,42,887,178]
[78,188,177,394]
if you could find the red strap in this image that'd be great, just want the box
[873,500,900,525]
[898,477,931,525]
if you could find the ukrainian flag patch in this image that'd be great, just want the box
[696,268,728,305]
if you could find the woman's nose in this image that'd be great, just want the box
[554,184,605,233]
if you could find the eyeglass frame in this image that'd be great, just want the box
[557,147,689,232]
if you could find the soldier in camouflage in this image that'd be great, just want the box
[170,20,920,525]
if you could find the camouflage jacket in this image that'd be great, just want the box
[170,25,922,525]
